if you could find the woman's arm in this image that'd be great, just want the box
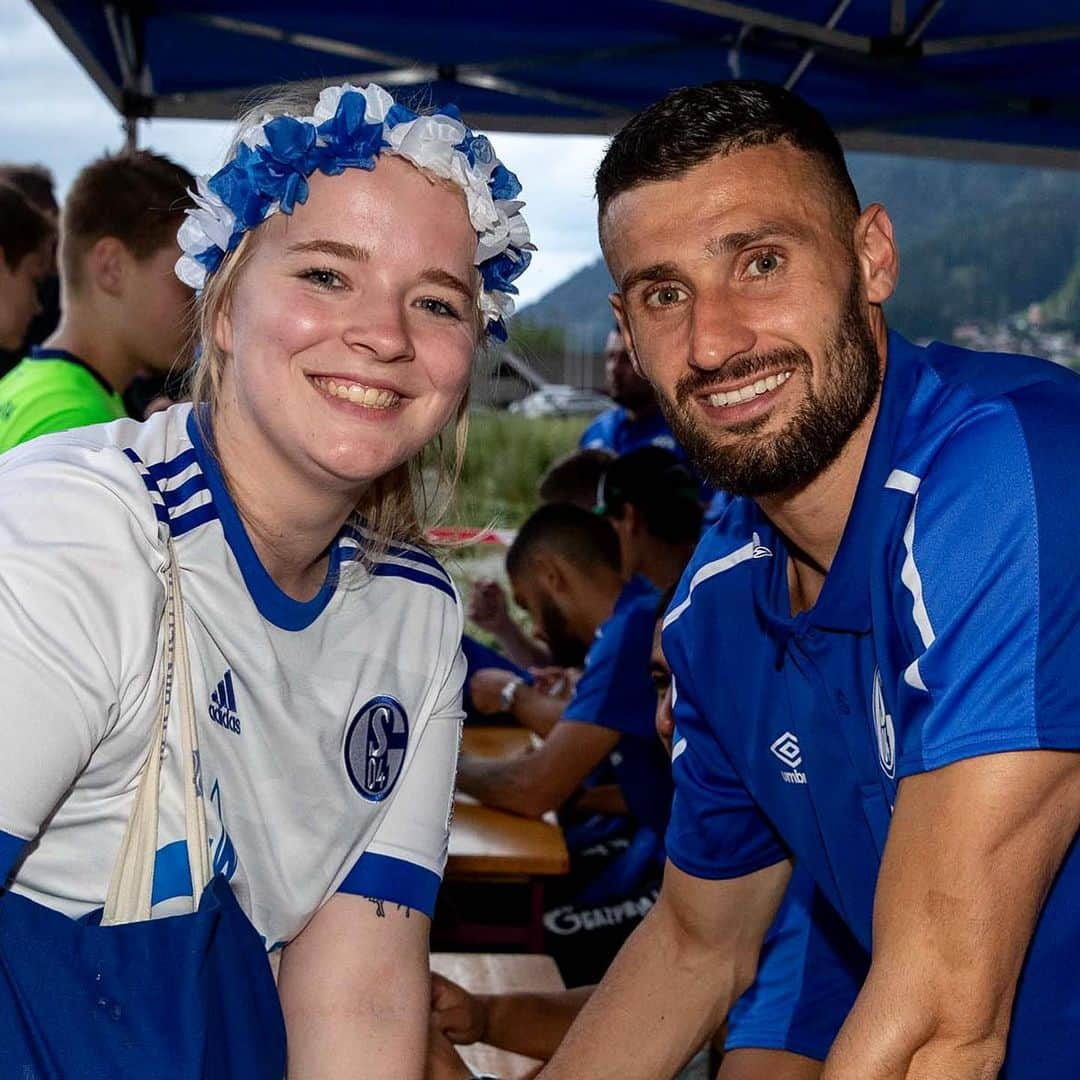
[279,893,432,1079]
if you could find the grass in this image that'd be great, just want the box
[444,410,591,531]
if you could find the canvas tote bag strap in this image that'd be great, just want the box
[102,541,211,925]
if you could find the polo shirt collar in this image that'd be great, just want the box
[28,346,116,394]
[805,330,921,633]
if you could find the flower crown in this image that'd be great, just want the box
[175,82,533,340]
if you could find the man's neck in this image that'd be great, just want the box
[43,311,138,394]
[635,538,694,593]
[623,399,659,423]
[755,319,889,614]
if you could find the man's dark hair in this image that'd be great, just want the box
[0,182,54,271]
[537,448,615,507]
[596,80,859,237]
[0,164,57,217]
[61,150,194,290]
[507,502,621,580]
[597,447,704,545]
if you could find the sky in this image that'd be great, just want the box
[0,2,608,306]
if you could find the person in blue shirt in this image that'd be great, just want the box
[537,81,1080,1080]
[580,328,681,457]
[458,503,673,839]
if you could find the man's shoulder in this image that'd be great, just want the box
[579,406,624,449]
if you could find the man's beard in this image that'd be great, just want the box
[538,594,588,668]
[658,276,881,498]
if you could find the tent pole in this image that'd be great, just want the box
[124,114,139,152]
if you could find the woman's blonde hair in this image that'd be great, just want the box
[188,82,481,561]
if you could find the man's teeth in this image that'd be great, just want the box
[707,370,792,408]
[312,376,400,409]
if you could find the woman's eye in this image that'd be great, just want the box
[417,297,461,320]
[644,285,687,308]
[745,251,783,278]
[300,268,343,289]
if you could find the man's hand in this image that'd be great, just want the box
[425,1024,473,1080]
[431,972,488,1046]
[468,668,520,716]
[468,578,514,635]
[529,666,579,701]
[824,749,1080,1079]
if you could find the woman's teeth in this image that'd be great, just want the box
[312,376,400,409]
[707,370,792,408]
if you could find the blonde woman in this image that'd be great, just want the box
[0,82,530,1077]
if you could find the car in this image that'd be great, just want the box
[508,384,611,418]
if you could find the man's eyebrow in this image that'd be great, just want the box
[620,262,682,294]
[287,239,370,261]
[418,266,476,301]
[703,221,810,257]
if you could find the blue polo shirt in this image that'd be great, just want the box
[662,331,1080,1076]
[564,575,673,836]
[579,405,681,457]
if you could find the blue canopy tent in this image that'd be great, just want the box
[28,1,1080,166]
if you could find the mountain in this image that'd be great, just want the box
[517,154,1080,347]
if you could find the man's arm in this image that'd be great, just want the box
[456,719,619,817]
[468,668,565,736]
[539,858,791,1079]
[279,893,431,1079]
[824,749,1080,1079]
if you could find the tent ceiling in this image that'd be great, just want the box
[30,0,1080,167]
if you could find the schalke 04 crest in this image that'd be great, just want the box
[344,696,409,801]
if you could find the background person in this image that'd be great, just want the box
[0,81,531,1077]
[0,150,194,453]
[0,182,53,356]
[539,79,1080,1080]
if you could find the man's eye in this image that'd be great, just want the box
[300,268,343,289]
[645,285,687,308]
[745,251,783,278]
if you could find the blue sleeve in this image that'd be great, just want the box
[889,389,1080,777]
[664,668,787,881]
[0,829,26,883]
[563,615,652,738]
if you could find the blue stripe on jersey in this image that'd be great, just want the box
[161,473,209,508]
[151,839,194,906]
[170,502,219,538]
[0,828,26,881]
[340,523,453,585]
[371,562,457,601]
[338,851,441,917]
[146,447,199,482]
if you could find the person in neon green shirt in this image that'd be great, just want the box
[0,151,195,454]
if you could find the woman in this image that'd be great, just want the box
[0,82,530,1076]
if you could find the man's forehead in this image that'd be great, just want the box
[601,143,832,272]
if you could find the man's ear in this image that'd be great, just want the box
[608,292,644,377]
[534,551,571,599]
[854,203,899,306]
[86,236,129,298]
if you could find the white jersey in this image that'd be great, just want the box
[0,405,464,949]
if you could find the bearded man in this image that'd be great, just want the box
[537,80,1080,1080]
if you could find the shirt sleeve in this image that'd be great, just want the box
[562,619,640,734]
[0,444,164,876]
[890,390,1080,777]
[664,632,787,880]
[337,646,465,917]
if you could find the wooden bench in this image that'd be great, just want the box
[431,952,565,1079]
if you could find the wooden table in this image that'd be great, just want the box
[431,952,565,1079]
[443,728,570,951]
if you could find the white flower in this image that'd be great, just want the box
[175,253,208,291]
[479,289,516,323]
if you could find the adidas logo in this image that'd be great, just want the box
[209,670,241,735]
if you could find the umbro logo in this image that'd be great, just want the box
[770,731,807,784]
[751,531,773,559]
[209,670,241,735]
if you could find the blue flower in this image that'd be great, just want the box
[480,249,532,295]
[455,130,496,169]
[486,318,509,342]
[316,91,386,173]
[490,164,522,201]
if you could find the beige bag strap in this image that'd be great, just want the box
[102,540,211,925]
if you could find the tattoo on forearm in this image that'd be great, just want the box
[364,897,412,918]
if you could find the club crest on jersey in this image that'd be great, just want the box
[872,668,896,779]
[344,696,409,801]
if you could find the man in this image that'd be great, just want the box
[579,328,681,456]
[0,151,194,452]
[459,503,672,838]
[0,183,53,358]
[539,81,1080,1079]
